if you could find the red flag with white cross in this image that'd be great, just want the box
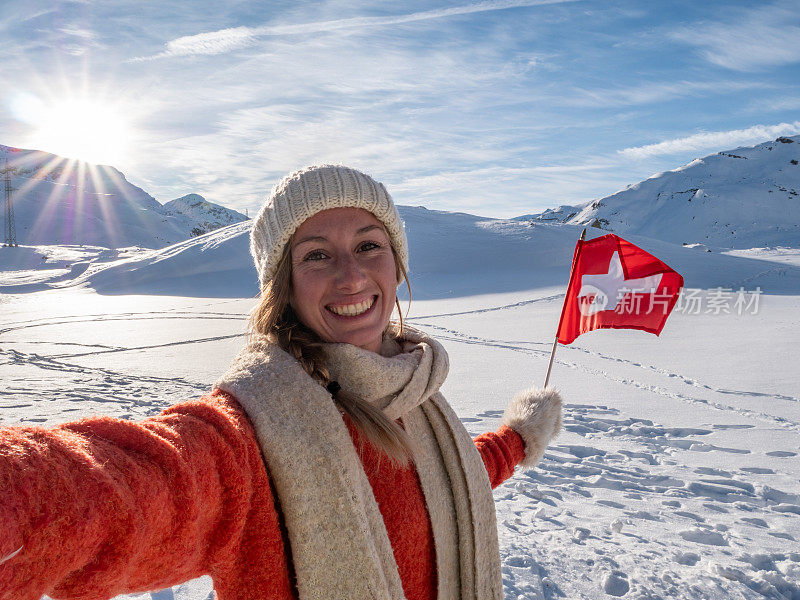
[556,233,684,344]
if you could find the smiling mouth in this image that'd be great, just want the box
[326,296,376,317]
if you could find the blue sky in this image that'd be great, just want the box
[1,0,799,217]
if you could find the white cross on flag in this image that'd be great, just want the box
[556,233,684,344]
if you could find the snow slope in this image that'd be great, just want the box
[69,206,582,298]
[4,204,799,299]
[71,221,255,297]
[518,136,800,249]
[0,145,246,248]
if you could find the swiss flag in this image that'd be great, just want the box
[556,233,684,344]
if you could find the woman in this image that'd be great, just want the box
[0,165,562,600]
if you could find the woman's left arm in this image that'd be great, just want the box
[473,388,562,489]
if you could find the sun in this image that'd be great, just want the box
[27,97,132,166]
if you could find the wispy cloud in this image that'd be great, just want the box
[55,25,101,55]
[618,121,800,159]
[394,163,610,192]
[132,0,579,61]
[58,26,97,40]
[749,96,800,113]
[130,85,617,217]
[670,2,800,71]
[568,80,766,107]
[0,6,56,34]
[390,163,621,216]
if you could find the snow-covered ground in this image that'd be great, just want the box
[1,231,799,599]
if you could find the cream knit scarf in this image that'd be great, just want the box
[214,324,503,600]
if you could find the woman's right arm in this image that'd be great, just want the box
[0,391,291,600]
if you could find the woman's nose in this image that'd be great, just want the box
[334,255,368,290]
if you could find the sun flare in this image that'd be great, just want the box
[27,98,132,166]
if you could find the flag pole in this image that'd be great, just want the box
[543,228,586,388]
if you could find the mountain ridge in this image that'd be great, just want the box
[515,135,800,249]
[0,144,247,248]
[162,193,248,237]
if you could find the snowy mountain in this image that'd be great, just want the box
[4,206,582,297]
[13,205,791,299]
[0,144,247,248]
[514,204,584,224]
[5,134,800,297]
[517,135,800,249]
[162,194,247,237]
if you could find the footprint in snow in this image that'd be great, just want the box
[477,409,503,418]
[679,527,728,546]
[673,551,700,566]
[505,554,533,568]
[674,511,705,522]
[597,500,626,509]
[740,467,775,474]
[625,510,661,522]
[694,466,732,477]
[561,445,606,459]
[602,571,630,596]
[572,527,591,542]
[766,450,797,457]
[739,517,769,528]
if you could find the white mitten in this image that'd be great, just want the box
[500,387,562,468]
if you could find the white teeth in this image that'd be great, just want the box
[328,297,374,316]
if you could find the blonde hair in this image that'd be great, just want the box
[248,242,415,466]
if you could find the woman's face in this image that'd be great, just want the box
[289,207,398,354]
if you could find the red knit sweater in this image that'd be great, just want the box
[0,391,525,600]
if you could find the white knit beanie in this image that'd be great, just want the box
[251,165,409,291]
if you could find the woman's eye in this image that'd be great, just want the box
[358,241,381,252]
[303,250,327,261]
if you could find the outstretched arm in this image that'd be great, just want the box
[473,388,562,489]
[473,425,526,489]
[0,392,289,600]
